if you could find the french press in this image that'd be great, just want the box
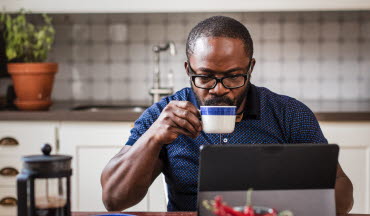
[17,144,72,216]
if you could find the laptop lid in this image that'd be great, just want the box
[197,144,339,216]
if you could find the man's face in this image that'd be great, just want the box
[185,37,255,109]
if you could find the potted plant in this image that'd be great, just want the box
[0,10,57,111]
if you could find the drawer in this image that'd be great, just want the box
[0,187,17,216]
[0,121,57,156]
[0,157,21,187]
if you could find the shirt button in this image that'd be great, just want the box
[223,138,228,143]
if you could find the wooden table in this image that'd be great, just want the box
[73,212,369,216]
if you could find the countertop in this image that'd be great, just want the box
[0,100,370,122]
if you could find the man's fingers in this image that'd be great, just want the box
[171,115,198,137]
[170,101,200,118]
[173,108,202,132]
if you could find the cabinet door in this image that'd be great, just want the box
[320,122,370,214]
[59,122,153,212]
[0,187,17,216]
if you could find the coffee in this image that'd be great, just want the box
[35,196,67,216]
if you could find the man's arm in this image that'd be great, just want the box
[101,101,202,211]
[335,163,354,214]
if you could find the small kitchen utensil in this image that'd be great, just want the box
[17,143,72,216]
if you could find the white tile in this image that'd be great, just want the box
[341,21,360,40]
[110,63,130,80]
[90,63,110,81]
[243,13,263,22]
[72,24,90,41]
[217,13,243,21]
[262,61,282,79]
[69,14,89,24]
[109,43,128,62]
[92,81,110,101]
[72,63,90,81]
[301,79,320,100]
[244,22,261,40]
[128,14,147,24]
[262,13,281,22]
[282,22,300,41]
[72,80,92,100]
[283,41,300,60]
[53,44,73,62]
[302,22,320,41]
[358,79,370,99]
[320,80,340,100]
[262,22,281,41]
[340,61,360,80]
[340,41,360,60]
[91,25,108,42]
[128,62,150,80]
[53,80,73,100]
[263,41,281,61]
[361,21,370,39]
[320,61,340,80]
[167,24,187,43]
[321,21,340,41]
[321,42,340,61]
[172,44,187,62]
[302,41,319,60]
[55,63,73,81]
[301,61,320,81]
[281,80,301,99]
[128,24,147,42]
[147,24,166,43]
[167,13,186,24]
[110,80,130,101]
[250,65,263,83]
[147,14,168,24]
[109,24,128,42]
[89,14,109,24]
[109,14,128,24]
[340,12,359,22]
[322,12,340,22]
[264,79,282,94]
[282,12,300,21]
[185,13,210,23]
[129,79,150,101]
[55,25,72,42]
[282,61,300,80]
[302,12,320,22]
[90,44,109,62]
[359,61,370,79]
[72,44,89,62]
[128,43,148,61]
[340,79,360,100]
[360,41,370,61]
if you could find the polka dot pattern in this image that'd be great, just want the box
[126,85,327,211]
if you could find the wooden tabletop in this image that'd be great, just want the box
[72,212,369,216]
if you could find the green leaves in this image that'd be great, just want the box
[0,10,55,62]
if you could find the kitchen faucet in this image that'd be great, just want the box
[150,41,176,104]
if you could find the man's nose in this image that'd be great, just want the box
[209,82,230,96]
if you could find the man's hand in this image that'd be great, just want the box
[148,101,202,144]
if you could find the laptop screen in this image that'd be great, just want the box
[197,144,338,216]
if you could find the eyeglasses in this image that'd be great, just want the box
[187,61,252,90]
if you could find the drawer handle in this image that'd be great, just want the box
[0,167,19,176]
[0,137,19,146]
[0,197,17,206]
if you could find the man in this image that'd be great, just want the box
[101,16,353,214]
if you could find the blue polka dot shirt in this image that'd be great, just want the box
[125,84,328,211]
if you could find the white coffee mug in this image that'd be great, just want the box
[200,106,237,133]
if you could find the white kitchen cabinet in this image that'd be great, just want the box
[320,122,370,214]
[58,121,166,212]
[0,121,58,216]
[2,0,370,13]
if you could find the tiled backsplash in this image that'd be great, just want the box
[17,12,370,102]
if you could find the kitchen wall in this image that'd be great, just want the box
[25,11,370,103]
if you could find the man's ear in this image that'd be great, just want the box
[184,61,189,76]
[249,58,256,75]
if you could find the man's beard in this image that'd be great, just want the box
[191,82,249,108]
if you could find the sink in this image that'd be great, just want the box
[70,105,148,113]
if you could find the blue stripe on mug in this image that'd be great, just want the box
[200,106,236,116]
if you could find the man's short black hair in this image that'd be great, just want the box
[186,16,254,59]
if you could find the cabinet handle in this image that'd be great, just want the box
[0,167,19,176]
[0,197,17,206]
[0,137,19,146]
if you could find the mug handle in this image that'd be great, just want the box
[17,172,32,216]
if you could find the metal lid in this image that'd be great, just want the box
[22,144,72,163]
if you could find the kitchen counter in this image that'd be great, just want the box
[0,100,369,122]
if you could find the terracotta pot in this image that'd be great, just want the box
[7,63,58,111]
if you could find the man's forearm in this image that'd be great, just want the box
[335,175,354,214]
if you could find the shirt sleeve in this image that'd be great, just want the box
[286,98,328,144]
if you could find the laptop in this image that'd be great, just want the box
[197,144,339,216]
